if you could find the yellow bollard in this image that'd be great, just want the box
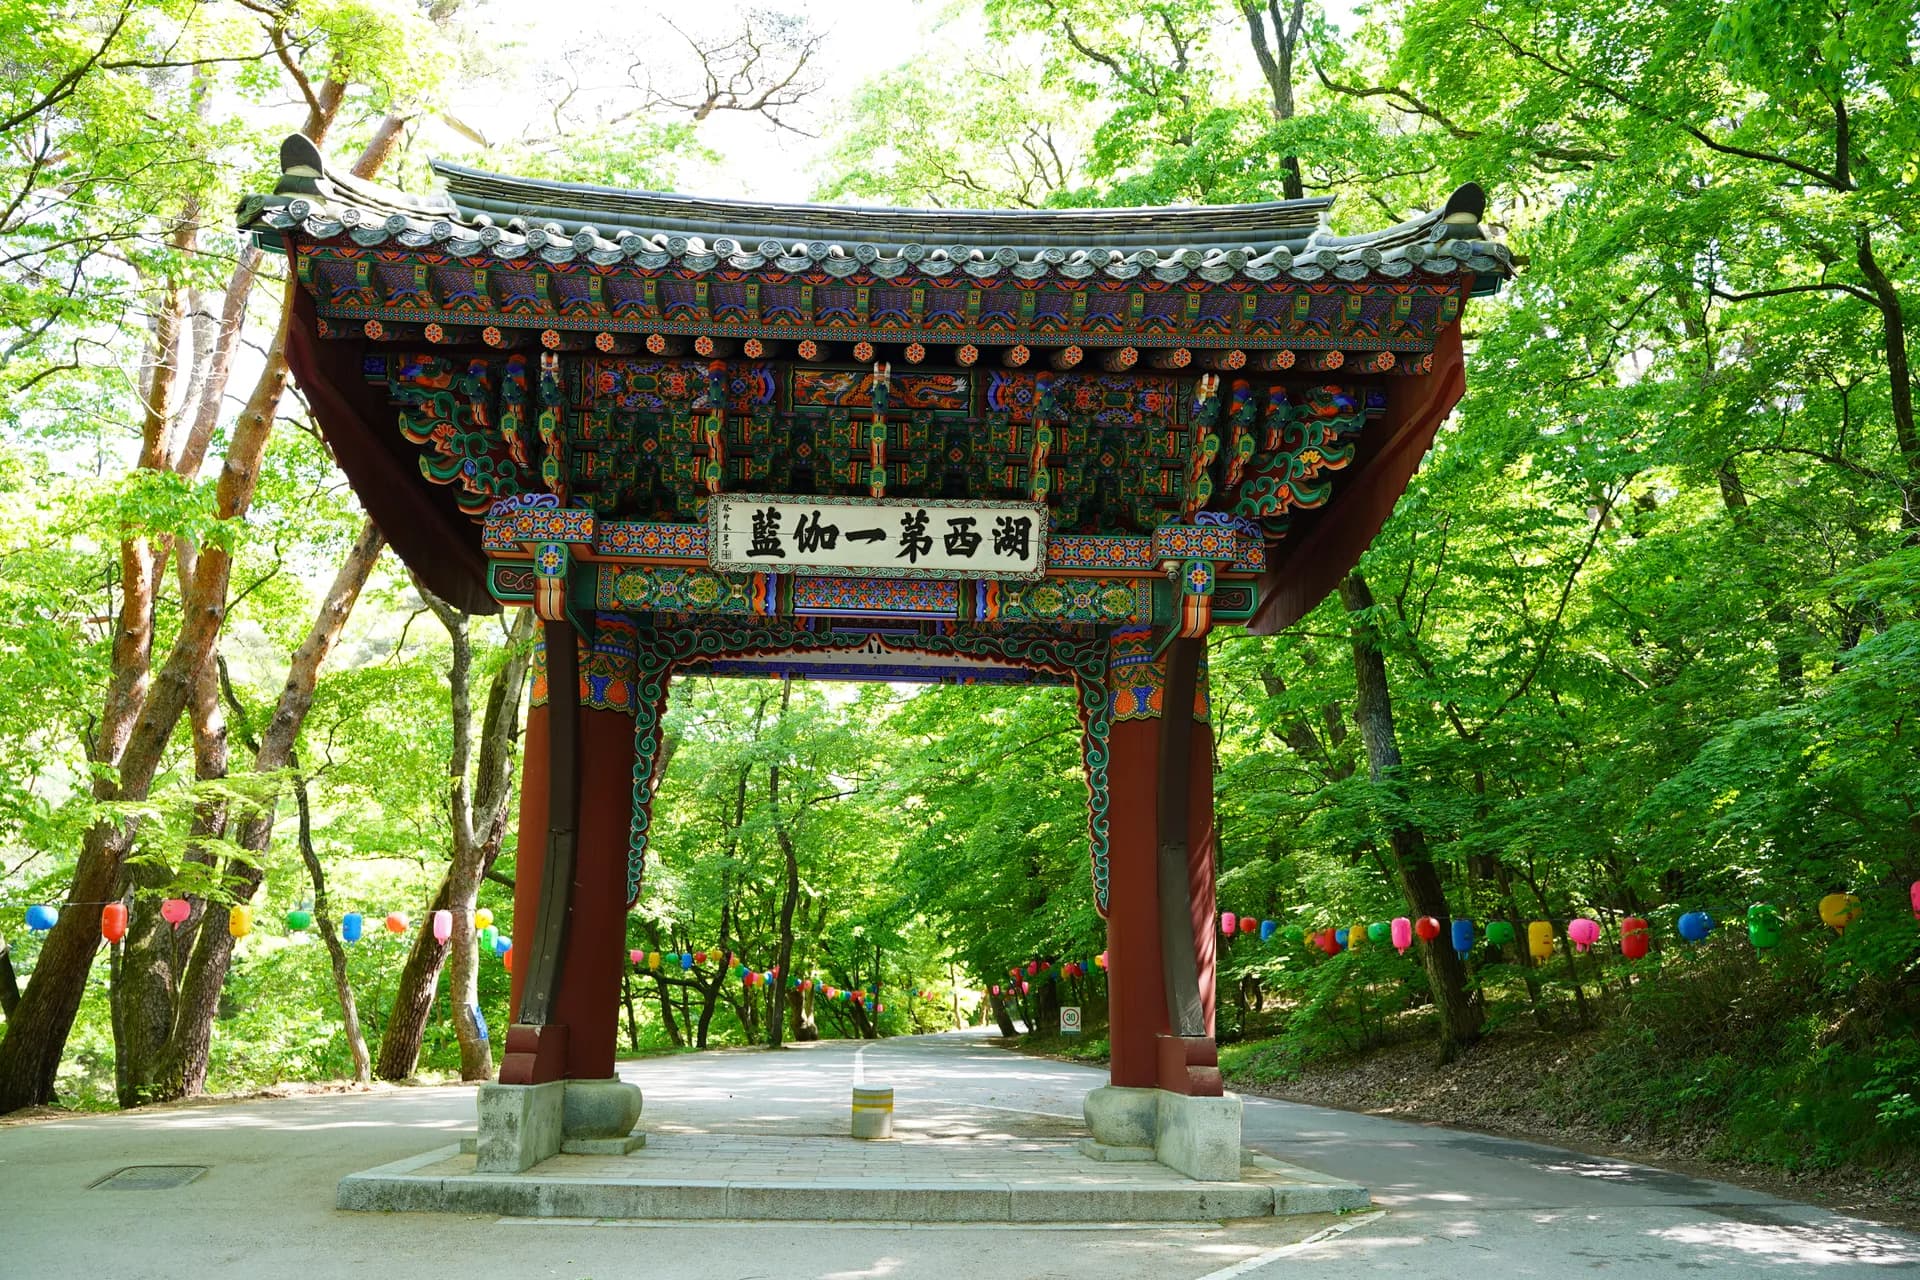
[851,1086,894,1140]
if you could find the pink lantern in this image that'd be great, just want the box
[991,984,1000,996]
[1567,918,1600,952]
[160,898,191,927]
[1019,980,1029,994]
[1095,951,1108,969]
[432,909,452,944]
[1220,911,1237,936]
[1910,880,1919,920]
[1390,917,1413,954]
[630,948,644,965]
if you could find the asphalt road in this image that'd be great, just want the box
[0,1029,1912,1279]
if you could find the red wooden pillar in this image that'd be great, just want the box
[1103,633,1217,1090]
[502,628,635,1084]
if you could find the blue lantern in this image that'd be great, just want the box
[341,912,364,943]
[680,952,693,970]
[25,904,57,931]
[493,934,512,957]
[1677,911,1715,942]
[1259,919,1277,942]
[1450,918,1475,957]
[1334,927,1349,948]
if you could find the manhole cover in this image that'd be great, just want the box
[91,1165,207,1190]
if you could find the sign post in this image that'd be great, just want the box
[1060,1007,1082,1036]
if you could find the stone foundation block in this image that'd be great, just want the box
[475,1081,565,1173]
[562,1078,644,1139]
[1083,1085,1160,1149]
[1153,1089,1244,1182]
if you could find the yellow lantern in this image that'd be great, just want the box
[228,905,252,939]
[1527,921,1553,961]
[1347,924,1365,950]
[647,951,661,970]
[1819,893,1861,931]
[473,907,494,931]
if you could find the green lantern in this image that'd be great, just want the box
[1485,920,1515,946]
[285,907,314,930]
[1746,904,1783,949]
[479,925,498,952]
[1366,921,1392,944]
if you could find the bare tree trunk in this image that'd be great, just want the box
[376,602,535,1081]
[767,678,799,1048]
[987,990,1019,1037]
[294,765,369,1083]
[1340,573,1484,1058]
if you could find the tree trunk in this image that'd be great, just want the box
[767,678,800,1048]
[1339,573,1484,1057]
[987,989,1019,1037]
[294,766,369,1083]
[377,601,535,1082]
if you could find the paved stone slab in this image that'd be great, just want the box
[336,1126,1369,1222]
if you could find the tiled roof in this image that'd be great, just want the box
[241,135,1511,291]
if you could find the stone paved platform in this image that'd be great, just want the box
[338,1130,1368,1221]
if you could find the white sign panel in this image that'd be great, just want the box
[708,494,1048,581]
[1060,1007,1082,1035]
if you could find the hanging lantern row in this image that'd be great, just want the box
[31,899,506,947]
[1222,889,1903,962]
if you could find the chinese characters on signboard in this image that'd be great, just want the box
[708,494,1049,580]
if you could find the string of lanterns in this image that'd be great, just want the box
[624,949,885,1012]
[1216,887,1918,961]
[986,951,1108,1000]
[12,899,514,967]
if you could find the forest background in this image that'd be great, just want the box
[0,0,1914,1199]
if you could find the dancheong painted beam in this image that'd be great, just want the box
[243,134,1509,1105]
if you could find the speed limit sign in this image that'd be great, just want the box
[1060,1007,1082,1035]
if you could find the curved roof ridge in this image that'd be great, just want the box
[427,158,1337,252]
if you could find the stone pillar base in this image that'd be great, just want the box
[1081,1085,1245,1182]
[476,1077,644,1173]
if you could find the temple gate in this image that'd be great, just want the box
[243,134,1509,1174]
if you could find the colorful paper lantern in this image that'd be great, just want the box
[630,948,644,965]
[473,907,494,931]
[1220,911,1237,936]
[23,904,55,931]
[1911,881,1920,920]
[990,984,1000,996]
[1240,916,1258,935]
[1819,893,1861,932]
[1366,921,1391,945]
[694,951,707,965]
[285,907,313,931]
[1416,916,1441,943]
[1621,917,1650,959]
[1450,918,1474,957]
[160,898,191,926]
[100,903,127,943]
[228,905,252,939]
[1485,920,1515,947]
[1527,921,1553,961]
[493,934,512,957]
[1391,917,1412,954]
[432,909,453,944]
[647,951,661,969]
[679,953,692,969]
[1567,918,1599,952]
[384,912,407,934]
[1314,928,1341,955]
[342,912,363,943]
[1095,952,1108,969]
[1746,904,1783,949]
[1346,923,1365,950]
[1677,911,1714,942]
[1019,981,1029,994]
[1026,961,1037,975]
[1333,927,1349,948]
[479,925,497,952]
[502,946,513,972]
